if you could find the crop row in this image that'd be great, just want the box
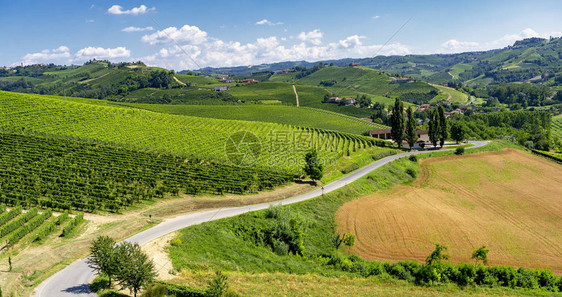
[0,132,293,212]
[0,91,386,172]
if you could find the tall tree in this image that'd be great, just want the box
[438,106,448,147]
[87,236,118,287]
[405,106,418,150]
[115,242,157,297]
[428,109,440,148]
[391,98,405,148]
[303,149,323,184]
[450,121,467,144]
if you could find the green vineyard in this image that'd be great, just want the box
[0,91,389,172]
[0,206,76,247]
[0,133,293,212]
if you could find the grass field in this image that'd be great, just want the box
[117,104,386,135]
[429,84,469,104]
[336,149,562,273]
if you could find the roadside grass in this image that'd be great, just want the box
[168,270,558,297]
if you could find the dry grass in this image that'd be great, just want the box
[336,149,562,273]
[169,270,538,297]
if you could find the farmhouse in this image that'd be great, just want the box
[243,79,259,84]
[369,128,429,149]
[213,86,230,92]
[327,96,343,103]
[219,78,235,83]
[345,98,356,105]
[351,63,360,67]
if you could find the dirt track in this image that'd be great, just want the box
[336,149,562,273]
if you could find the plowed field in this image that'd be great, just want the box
[336,149,562,273]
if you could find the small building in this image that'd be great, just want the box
[242,79,258,84]
[327,96,343,103]
[220,78,235,83]
[351,63,360,67]
[369,128,429,149]
[213,86,230,92]
[345,98,356,105]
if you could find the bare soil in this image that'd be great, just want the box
[336,149,562,273]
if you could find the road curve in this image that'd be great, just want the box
[32,141,488,297]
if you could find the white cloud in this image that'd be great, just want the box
[256,19,283,26]
[141,25,410,70]
[86,19,95,23]
[440,28,562,53]
[297,29,323,45]
[122,26,154,32]
[107,4,154,15]
[75,46,131,59]
[141,25,208,45]
[440,39,480,52]
[22,46,71,65]
[372,15,380,19]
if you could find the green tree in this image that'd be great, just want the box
[471,246,489,265]
[428,109,441,148]
[304,149,323,183]
[87,236,118,287]
[450,121,468,144]
[391,98,405,148]
[405,106,418,150]
[438,106,448,147]
[426,243,449,266]
[115,242,157,297]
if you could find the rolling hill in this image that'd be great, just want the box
[0,90,387,173]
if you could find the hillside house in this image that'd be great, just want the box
[243,79,258,84]
[345,98,356,105]
[213,86,230,92]
[219,78,235,83]
[351,63,360,67]
[369,128,429,149]
[327,96,342,103]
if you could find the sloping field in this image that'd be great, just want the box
[553,114,562,139]
[117,104,386,135]
[0,91,384,173]
[336,149,562,273]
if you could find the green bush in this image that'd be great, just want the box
[170,238,183,247]
[340,163,360,174]
[408,155,418,162]
[405,168,417,178]
[455,147,465,155]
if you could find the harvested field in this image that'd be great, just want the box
[336,149,562,273]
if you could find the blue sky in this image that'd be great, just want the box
[1,0,561,70]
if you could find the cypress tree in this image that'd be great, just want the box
[428,109,440,148]
[391,98,405,148]
[438,105,448,147]
[405,106,418,150]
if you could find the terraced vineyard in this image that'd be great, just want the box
[117,104,386,135]
[0,91,388,173]
[0,133,293,212]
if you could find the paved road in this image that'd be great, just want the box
[32,141,488,297]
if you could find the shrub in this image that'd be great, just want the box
[170,238,183,247]
[405,168,417,178]
[408,155,418,162]
[455,147,465,155]
[340,163,360,174]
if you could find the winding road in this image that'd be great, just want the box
[31,141,488,297]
